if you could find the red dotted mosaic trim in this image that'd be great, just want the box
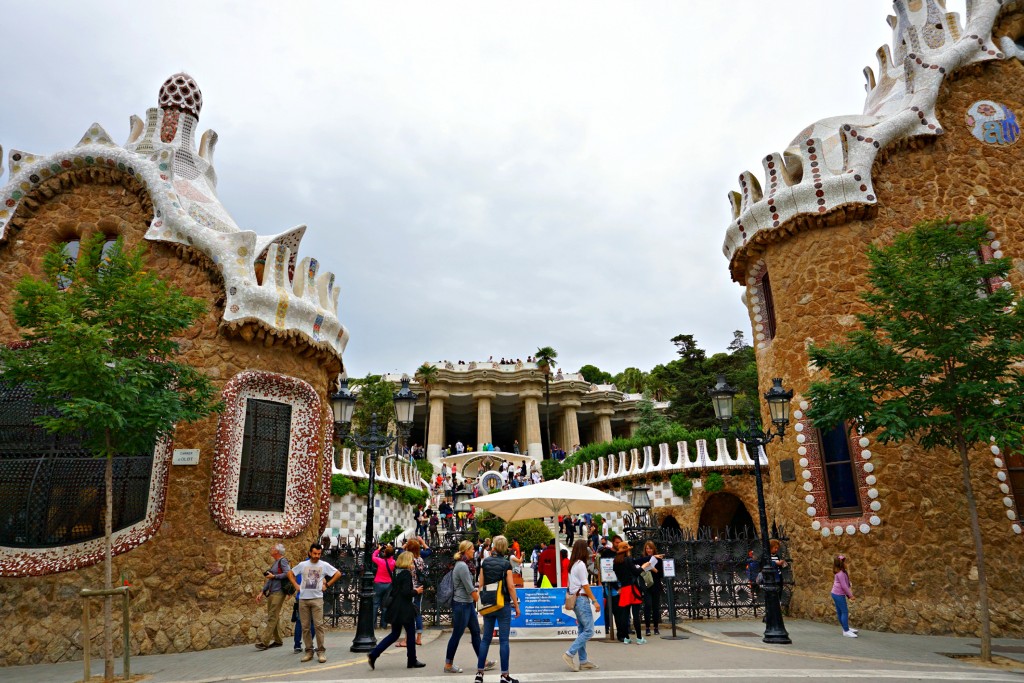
[210,371,324,537]
[318,420,335,537]
[0,439,173,577]
[792,400,881,538]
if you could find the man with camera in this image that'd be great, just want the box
[255,543,292,650]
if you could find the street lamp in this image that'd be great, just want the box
[330,377,417,653]
[708,374,793,645]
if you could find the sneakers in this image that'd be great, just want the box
[294,647,302,654]
[301,651,314,662]
[580,661,599,670]
[484,660,496,671]
[408,660,426,668]
[621,637,631,644]
[268,642,283,649]
[636,637,648,645]
[850,628,859,634]
[843,630,858,638]
[318,652,327,663]
[653,629,661,635]
[500,675,519,683]
[255,643,268,651]
[562,652,579,671]
[645,628,651,637]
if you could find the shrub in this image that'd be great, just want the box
[505,519,551,554]
[477,511,506,539]
[415,459,435,482]
[541,459,564,481]
[379,524,405,545]
[561,424,725,471]
[670,473,693,498]
[331,474,355,497]
[704,472,725,493]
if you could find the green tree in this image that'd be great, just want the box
[348,373,395,445]
[805,217,1024,662]
[634,396,670,440]
[535,346,558,457]
[615,367,647,394]
[414,362,440,463]
[663,333,716,429]
[0,235,220,681]
[579,364,613,385]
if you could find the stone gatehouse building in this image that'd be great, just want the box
[0,74,346,664]
[724,0,1024,636]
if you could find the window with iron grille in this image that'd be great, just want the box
[237,398,292,512]
[756,270,777,342]
[819,422,861,517]
[0,383,153,548]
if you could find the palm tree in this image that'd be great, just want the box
[645,373,669,402]
[414,362,439,458]
[534,346,558,458]
[616,367,647,394]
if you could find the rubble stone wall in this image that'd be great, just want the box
[744,57,1024,637]
[0,176,335,665]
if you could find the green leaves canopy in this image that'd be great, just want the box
[806,217,1024,454]
[0,234,221,457]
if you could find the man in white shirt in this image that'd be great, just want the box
[287,543,341,663]
[456,440,465,454]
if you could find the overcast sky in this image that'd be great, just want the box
[1,1,919,378]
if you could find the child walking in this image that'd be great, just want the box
[831,554,858,638]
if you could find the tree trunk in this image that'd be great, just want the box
[104,430,114,680]
[955,427,992,661]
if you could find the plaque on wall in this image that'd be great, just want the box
[172,449,200,466]
[779,458,796,482]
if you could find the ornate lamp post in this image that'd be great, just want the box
[330,377,417,653]
[708,374,793,645]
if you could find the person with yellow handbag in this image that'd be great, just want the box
[475,536,521,683]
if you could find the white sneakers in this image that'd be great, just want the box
[562,652,579,672]
[843,630,858,638]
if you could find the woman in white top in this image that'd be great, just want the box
[562,539,600,671]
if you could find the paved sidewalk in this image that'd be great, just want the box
[2,619,1023,683]
[679,618,1024,668]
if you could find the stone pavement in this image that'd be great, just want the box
[2,619,1023,683]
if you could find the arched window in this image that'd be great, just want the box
[0,383,154,548]
[55,239,80,291]
[819,422,861,517]
[1008,450,1024,517]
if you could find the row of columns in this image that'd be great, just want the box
[424,392,627,465]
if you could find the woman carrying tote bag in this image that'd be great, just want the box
[366,552,425,669]
[561,539,600,671]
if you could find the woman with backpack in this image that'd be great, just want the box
[367,551,426,669]
[475,535,520,683]
[444,541,494,674]
[561,539,600,671]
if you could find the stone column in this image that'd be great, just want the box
[627,420,639,437]
[595,406,614,444]
[426,391,448,465]
[561,401,581,451]
[522,390,543,458]
[475,390,494,451]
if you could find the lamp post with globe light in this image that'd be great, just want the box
[708,374,793,645]
[330,376,417,653]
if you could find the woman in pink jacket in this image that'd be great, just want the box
[830,554,858,638]
[372,544,397,629]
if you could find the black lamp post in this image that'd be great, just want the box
[708,374,793,645]
[330,376,417,653]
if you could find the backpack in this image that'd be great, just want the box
[436,567,456,608]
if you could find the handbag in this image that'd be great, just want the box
[381,562,396,610]
[270,559,296,595]
[565,587,583,610]
[641,569,654,588]
[617,585,642,607]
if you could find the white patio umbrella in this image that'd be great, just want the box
[469,479,634,588]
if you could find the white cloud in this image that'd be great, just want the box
[1,0,920,376]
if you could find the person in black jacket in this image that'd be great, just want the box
[367,552,425,669]
[612,541,656,644]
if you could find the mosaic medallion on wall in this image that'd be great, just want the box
[966,100,1020,146]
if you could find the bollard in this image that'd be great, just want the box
[80,585,133,681]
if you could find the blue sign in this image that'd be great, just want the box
[507,587,606,639]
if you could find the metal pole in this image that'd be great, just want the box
[122,589,131,680]
[747,435,791,644]
[82,600,90,682]
[661,573,687,640]
[351,444,379,652]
